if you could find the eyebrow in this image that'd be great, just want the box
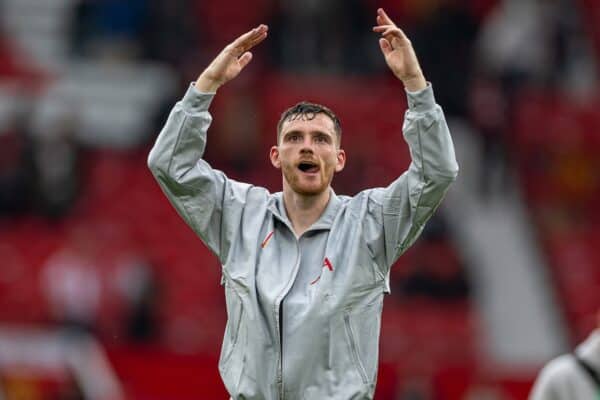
[282,130,334,139]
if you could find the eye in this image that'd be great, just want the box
[287,134,301,142]
[315,135,330,144]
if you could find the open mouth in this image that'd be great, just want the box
[297,161,320,173]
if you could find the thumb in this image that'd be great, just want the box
[238,51,253,70]
[379,38,392,56]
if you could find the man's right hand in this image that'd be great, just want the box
[195,24,269,93]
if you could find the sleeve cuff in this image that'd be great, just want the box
[405,82,436,113]
[181,82,216,112]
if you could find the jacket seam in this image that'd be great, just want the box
[166,111,188,180]
[392,181,426,262]
[167,110,215,191]
[344,313,369,384]
[348,199,386,281]
[220,299,244,369]
[416,120,426,180]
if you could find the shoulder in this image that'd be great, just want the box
[225,175,270,196]
[218,174,271,210]
[343,188,384,206]
[539,354,578,379]
[335,191,373,218]
[533,354,578,391]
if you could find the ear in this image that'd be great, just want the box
[335,149,346,172]
[270,146,281,169]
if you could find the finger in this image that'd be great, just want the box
[238,51,253,69]
[393,26,410,42]
[379,27,403,39]
[377,26,410,45]
[231,28,260,48]
[230,25,268,54]
[227,31,267,57]
[233,37,266,60]
[241,29,268,52]
[372,24,394,32]
[377,8,396,26]
[376,14,389,27]
[379,38,392,56]
[373,25,407,38]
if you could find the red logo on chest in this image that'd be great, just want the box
[323,257,333,271]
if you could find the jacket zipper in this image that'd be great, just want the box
[278,302,284,399]
[274,232,302,400]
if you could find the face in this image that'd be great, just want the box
[270,113,345,196]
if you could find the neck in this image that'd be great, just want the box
[282,186,331,237]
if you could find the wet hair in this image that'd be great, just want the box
[276,101,342,147]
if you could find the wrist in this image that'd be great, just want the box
[402,74,427,92]
[195,74,222,93]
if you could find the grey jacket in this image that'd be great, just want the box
[148,83,458,399]
[529,330,600,400]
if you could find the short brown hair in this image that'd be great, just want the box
[276,102,342,146]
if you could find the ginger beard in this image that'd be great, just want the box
[271,113,345,197]
[281,151,336,196]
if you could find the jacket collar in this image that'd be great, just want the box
[577,329,600,371]
[268,189,342,232]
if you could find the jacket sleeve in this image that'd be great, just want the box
[364,84,459,270]
[147,84,258,264]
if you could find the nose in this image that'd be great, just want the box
[300,137,314,153]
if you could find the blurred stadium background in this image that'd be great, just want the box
[0,0,598,398]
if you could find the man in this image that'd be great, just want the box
[148,8,458,399]
[529,312,600,399]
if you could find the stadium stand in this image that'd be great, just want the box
[514,89,600,343]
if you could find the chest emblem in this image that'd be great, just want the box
[310,257,334,285]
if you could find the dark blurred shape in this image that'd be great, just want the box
[114,254,161,343]
[71,0,148,59]
[396,374,433,400]
[395,215,471,302]
[141,0,203,68]
[0,114,34,216]
[31,115,81,220]
[268,0,380,74]
[469,73,509,199]
[412,0,479,117]
[57,375,85,400]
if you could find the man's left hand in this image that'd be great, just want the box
[373,8,427,92]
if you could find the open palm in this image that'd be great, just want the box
[196,25,268,92]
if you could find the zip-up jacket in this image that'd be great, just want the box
[147,83,459,399]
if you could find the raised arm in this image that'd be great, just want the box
[147,25,268,262]
[365,9,459,269]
